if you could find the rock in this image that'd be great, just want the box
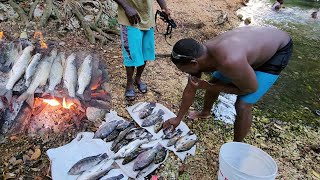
[4,173,16,179]
[8,157,16,165]
[237,14,244,21]
[34,4,44,18]
[84,15,95,22]
[244,17,251,25]
[59,41,66,46]
[86,107,107,122]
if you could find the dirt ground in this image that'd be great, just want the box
[1,0,320,179]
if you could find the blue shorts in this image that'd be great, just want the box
[212,71,279,104]
[120,25,155,67]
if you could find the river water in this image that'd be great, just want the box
[237,0,320,126]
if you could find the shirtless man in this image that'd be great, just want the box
[163,26,293,142]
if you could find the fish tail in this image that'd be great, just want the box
[18,93,34,107]
[0,88,13,104]
[76,92,85,100]
[100,153,109,159]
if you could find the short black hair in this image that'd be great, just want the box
[171,38,204,64]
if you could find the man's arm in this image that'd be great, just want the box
[163,76,197,129]
[113,0,141,24]
[156,0,170,16]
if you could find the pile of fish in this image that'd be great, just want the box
[0,40,95,107]
[68,153,124,180]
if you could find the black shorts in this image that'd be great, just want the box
[256,39,293,75]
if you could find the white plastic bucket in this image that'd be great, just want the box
[218,142,278,180]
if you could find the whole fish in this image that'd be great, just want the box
[68,153,108,175]
[0,41,21,73]
[154,146,167,164]
[139,102,156,119]
[46,52,64,96]
[100,174,124,180]
[141,109,165,127]
[133,144,162,171]
[63,53,77,98]
[122,148,148,165]
[93,120,120,139]
[0,45,33,102]
[166,129,183,147]
[76,159,115,180]
[175,132,194,145]
[113,139,130,153]
[105,129,121,142]
[25,53,41,87]
[116,120,131,131]
[131,102,148,113]
[114,139,148,159]
[111,123,135,150]
[154,120,163,133]
[77,55,92,99]
[162,127,180,139]
[18,48,57,106]
[125,128,149,140]
[175,139,197,152]
[136,162,156,179]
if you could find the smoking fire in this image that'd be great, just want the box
[34,31,48,49]
[43,97,75,109]
[0,31,3,39]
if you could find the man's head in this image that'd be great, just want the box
[277,0,284,4]
[171,38,205,76]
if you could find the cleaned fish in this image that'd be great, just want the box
[162,127,180,139]
[46,52,64,96]
[116,120,131,131]
[125,128,149,140]
[136,162,155,179]
[113,139,130,153]
[25,53,41,87]
[93,120,120,139]
[133,144,162,171]
[166,129,183,147]
[154,120,163,133]
[141,109,165,127]
[77,54,92,99]
[175,139,197,152]
[0,41,21,73]
[18,48,57,106]
[76,159,115,180]
[105,129,121,142]
[175,132,194,146]
[111,123,135,150]
[131,102,148,113]
[68,153,108,175]
[100,174,124,180]
[122,148,148,165]
[138,102,156,119]
[114,139,148,159]
[63,53,77,98]
[154,146,167,164]
[0,45,33,102]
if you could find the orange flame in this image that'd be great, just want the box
[34,31,48,49]
[62,98,75,109]
[43,99,60,106]
[0,32,3,39]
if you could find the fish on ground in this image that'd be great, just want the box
[131,102,148,113]
[68,153,108,175]
[175,133,197,152]
[0,45,34,103]
[76,159,115,180]
[162,127,181,139]
[133,144,163,171]
[139,102,156,119]
[77,54,93,99]
[63,53,77,98]
[25,53,42,87]
[114,139,148,159]
[100,174,124,180]
[141,109,165,127]
[166,129,183,147]
[113,139,130,153]
[93,120,121,139]
[122,148,149,165]
[18,48,57,106]
[111,123,135,150]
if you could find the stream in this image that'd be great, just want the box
[237,0,320,126]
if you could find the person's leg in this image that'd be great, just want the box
[120,25,144,100]
[135,27,155,93]
[234,98,253,142]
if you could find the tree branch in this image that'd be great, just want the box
[8,0,28,23]
[40,0,53,27]
[73,9,96,44]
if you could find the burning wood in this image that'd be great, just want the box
[0,32,3,40]
[34,31,48,49]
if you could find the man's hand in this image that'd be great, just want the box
[124,6,141,25]
[189,75,211,90]
[163,117,181,130]
[162,8,171,18]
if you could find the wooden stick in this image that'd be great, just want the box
[29,0,40,20]
[90,24,116,42]
[8,0,28,23]
[40,0,53,27]
[73,9,96,44]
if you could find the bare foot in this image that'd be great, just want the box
[187,111,211,120]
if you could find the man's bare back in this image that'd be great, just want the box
[206,26,291,69]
